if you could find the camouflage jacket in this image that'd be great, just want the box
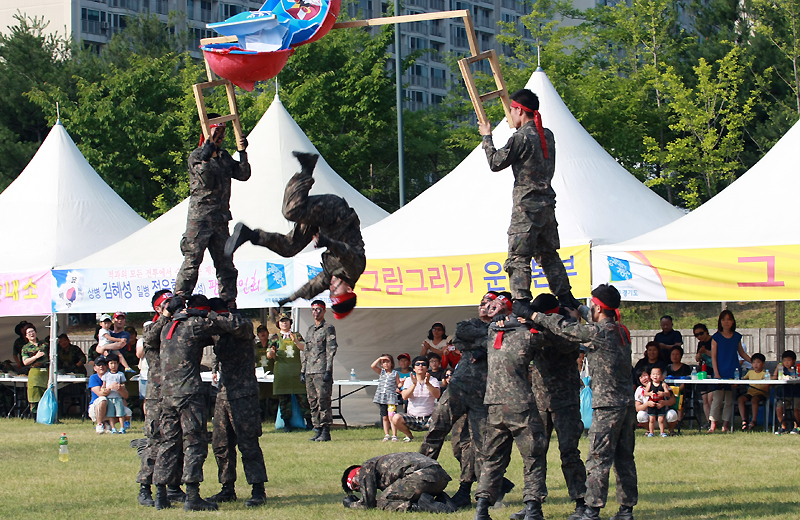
[57,344,87,373]
[484,318,542,410]
[213,313,258,400]
[482,121,556,233]
[532,314,633,408]
[159,311,236,398]
[352,452,445,509]
[302,319,337,374]
[289,195,365,301]
[186,147,250,222]
[531,327,581,411]
[447,317,489,401]
[142,316,169,399]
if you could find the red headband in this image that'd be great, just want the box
[198,122,226,147]
[331,292,356,319]
[153,292,173,321]
[510,101,549,159]
[545,306,559,315]
[485,292,498,301]
[591,296,630,344]
[190,305,211,311]
[346,467,361,490]
[495,295,512,312]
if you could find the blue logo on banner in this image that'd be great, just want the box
[307,265,322,280]
[265,263,286,290]
[608,257,632,282]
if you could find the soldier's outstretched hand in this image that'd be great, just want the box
[478,120,492,136]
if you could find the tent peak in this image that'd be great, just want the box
[535,66,544,73]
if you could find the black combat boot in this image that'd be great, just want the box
[416,493,453,513]
[609,505,634,520]
[308,428,322,441]
[183,483,219,511]
[245,483,267,507]
[567,499,587,520]
[305,417,314,430]
[225,222,255,257]
[292,151,319,174]
[315,425,331,442]
[579,505,602,520]
[522,500,545,520]
[474,497,493,520]
[450,481,473,509]
[154,485,171,510]
[510,507,526,520]
[208,482,237,503]
[137,484,155,507]
[166,484,186,503]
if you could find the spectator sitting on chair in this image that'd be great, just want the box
[441,340,461,371]
[427,352,446,383]
[56,333,87,375]
[773,350,800,434]
[736,353,768,431]
[632,341,667,386]
[88,356,130,434]
[654,315,683,364]
[420,323,448,358]
[123,326,140,372]
[439,368,453,395]
[391,355,441,442]
[635,371,678,430]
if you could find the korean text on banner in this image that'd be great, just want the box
[0,270,51,316]
[352,244,590,308]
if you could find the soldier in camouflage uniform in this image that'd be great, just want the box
[475,294,547,520]
[206,298,268,507]
[341,452,455,513]
[267,312,311,431]
[153,294,241,512]
[479,89,580,312]
[303,300,338,442]
[136,290,185,508]
[175,117,250,305]
[511,293,587,520]
[420,292,494,509]
[225,152,364,318]
[531,284,637,520]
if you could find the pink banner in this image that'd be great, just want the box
[0,270,52,316]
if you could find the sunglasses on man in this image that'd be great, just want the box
[414,362,429,367]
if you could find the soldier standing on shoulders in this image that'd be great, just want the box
[175,115,250,307]
[303,300,338,442]
[206,298,268,507]
[479,89,581,315]
[530,284,637,520]
[341,452,456,513]
[510,293,587,520]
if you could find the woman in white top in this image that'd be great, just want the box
[420,322,448,357]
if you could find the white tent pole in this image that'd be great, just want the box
[49,312,58,418]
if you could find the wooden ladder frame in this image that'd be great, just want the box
[194,35,244,151]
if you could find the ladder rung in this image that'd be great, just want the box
[479,89,505,102]
[463,50,494,65]
[208,114,238,125]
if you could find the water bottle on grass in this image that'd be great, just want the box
[59,433,69,462]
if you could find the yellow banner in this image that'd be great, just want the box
[632,244,800,301]
[356,244,591,307]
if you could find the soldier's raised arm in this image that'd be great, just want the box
[452,318,488,352]
[482,132,525,172]
[532,312,599,345]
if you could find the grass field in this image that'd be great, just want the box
[2,419,800,520]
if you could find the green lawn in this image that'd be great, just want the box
[1,419,799,519]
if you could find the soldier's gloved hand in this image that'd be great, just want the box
[343,495,360,508]
[185,308,209,318]
[277,297,291,307]
[323,371,332,382]
[300,372,306,384]
[512,299,535,320]
[315,233,330,249]
[166,295,185,315]
[200,138,216,161]
[238,136,248,151]
[471,349,487,363]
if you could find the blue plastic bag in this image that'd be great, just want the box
[274,394,308,430]
[36,385,58,425]
[579,376,592,431]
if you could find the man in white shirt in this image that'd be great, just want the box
[391,356,441,441]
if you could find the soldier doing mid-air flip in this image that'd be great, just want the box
[225,152,365,319]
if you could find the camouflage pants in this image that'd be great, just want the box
[277,393,311,423]
[377,465,451,512]
[176,219,238,302]
[252,169,318,258]
[154,395,207,485]
[137,398,180,486]
[212,396,268,485]
[419,389,487,483]
[584,405,638,509]
[476,404,546,504]
[505,205,571,300]
[530,405,586,502]
[305,374,333,427]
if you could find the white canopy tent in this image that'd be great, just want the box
[592,118,800,302]
[295,67,683,385]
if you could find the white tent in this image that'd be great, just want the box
[592,119,800,302]
[294,68,683,386]
[54,94,388,312]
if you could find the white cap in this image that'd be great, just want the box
[99,313,112,322]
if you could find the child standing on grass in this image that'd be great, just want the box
[773,350,800,434]
[102,354,130,433]
[645,366,673,437]
[371,354,400,442]
[737,353,768,431]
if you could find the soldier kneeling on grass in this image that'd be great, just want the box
[341,452,456,513]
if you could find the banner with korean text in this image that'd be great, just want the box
[301,244,591,308]
[0,270,52,316]
[51,259,295,313]
[591,244,800,301]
